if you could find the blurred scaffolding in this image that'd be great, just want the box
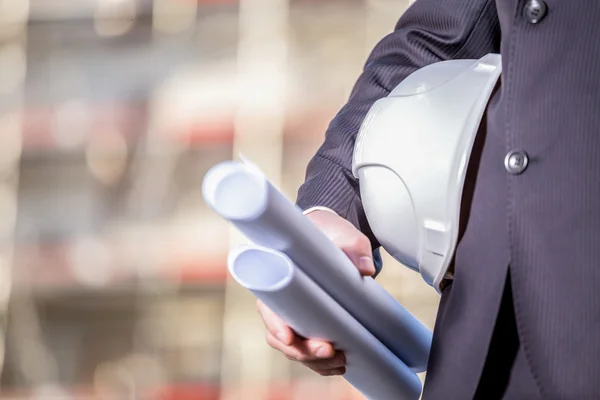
[0,0,439,399]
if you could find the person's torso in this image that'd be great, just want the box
[452,0,600,397]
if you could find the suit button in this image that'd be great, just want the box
[505,149,529,175]
[524,0,547,24]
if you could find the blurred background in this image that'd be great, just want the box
[0,0,440,398]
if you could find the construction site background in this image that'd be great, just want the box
[0,0,439,398]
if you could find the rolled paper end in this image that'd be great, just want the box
[228,246,294,292]
[202,161,268,221]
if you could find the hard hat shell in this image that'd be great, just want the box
[353,54,502,293]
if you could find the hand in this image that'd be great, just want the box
[257,209,376,376]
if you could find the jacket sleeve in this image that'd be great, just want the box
[295,0,501,250]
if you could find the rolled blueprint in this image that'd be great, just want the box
[228,245,422,400]
[202,160,432,372]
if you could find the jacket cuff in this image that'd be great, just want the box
[295,158,358,219]
[302,206,339,216]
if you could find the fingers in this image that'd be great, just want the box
[258,300,345,375]
[258,300,337,359]
[306,210,376,277]
[265,331,346,376]
[302,351,346,373]
[327,221,375,276]
[340,234,376,277]
[265,331,335,361]
[257,208,367,379]
[257,299,293,345]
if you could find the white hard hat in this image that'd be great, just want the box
[352,54,502,293]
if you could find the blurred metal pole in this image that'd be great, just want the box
[219,0,290,398]
[0,0,29,384]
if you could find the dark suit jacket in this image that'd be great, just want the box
[296,0,600,398]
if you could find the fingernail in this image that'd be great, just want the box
[316,346,331,358]
[359,256,375,276]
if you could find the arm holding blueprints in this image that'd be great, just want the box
[228,245,422,400]
[202,160,433,399]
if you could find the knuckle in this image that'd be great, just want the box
[294,353,308,362]
[350,234,369,250]
[287,352,308,363]
[265,333,279,349]
[265,340,275,350]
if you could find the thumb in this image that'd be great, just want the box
[342,235,376,277]
[305,210,376,277]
